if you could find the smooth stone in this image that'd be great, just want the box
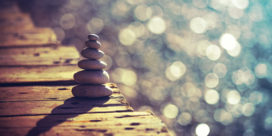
[85,40,101,49]
[74,70,109,84]
[81,48,104,59]
[72,84,112,98]
[88,34,99,41]
[78,59,107,70]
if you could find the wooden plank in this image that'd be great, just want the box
[0,12,34,32]
[10,113,165,125]
[0,3,57,47]
[0,92,133,116]
[0,65,81,83]
[0,112,170,136]
[0,46,80,66]
[0,83,133,116]
[0,101,132,116]
[0,28,57,47]
[0,112,152,127]
[0,84,120,102]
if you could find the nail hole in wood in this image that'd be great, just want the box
[125,127,134,130]
[161,126,168,132]
[58,88,67,90]
[53,61,60,64]
[130,122,140,126]
[146,128,154,131]
[33,53,40,56]
[65,59,73,63]
[89,119,102,122]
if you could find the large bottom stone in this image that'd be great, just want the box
[72,84,113,98]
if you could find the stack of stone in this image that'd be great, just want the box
[72,34,112,98]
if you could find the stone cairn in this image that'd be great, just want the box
[72,34,113,98]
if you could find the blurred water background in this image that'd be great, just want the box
[17,0,272,135]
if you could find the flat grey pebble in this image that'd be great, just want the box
[74,70,109,84]
[72,84,112,98]
[85,40,101,49]
[78,59,107,70]
[88,34,99,41]
[81,48,104,59]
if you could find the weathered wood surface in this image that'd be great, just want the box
[0,4,34,31]
[0,46,80,66]
[0,84,133,117]
[0,112,169,136]
[0,28,57,47]
[0,12,33,31]
[0,83,169,136]
[0,2,171,136]
[0,66,81,84]
[0,84,120,101]
[0,3,57,47]
[0,84,133,116]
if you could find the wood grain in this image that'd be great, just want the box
[0,3,57,47]
[0,28,57,47]
[0,65,81,83]
[0,84,120,101]
[0,3,34,32]
[0,101,133,116]
[0,112,170,136]
[0,12,34,32]
[0,84,133,116]
[0,46,80,66]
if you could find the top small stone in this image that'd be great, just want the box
[88,34,100,41]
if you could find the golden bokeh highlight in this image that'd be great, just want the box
[177,112,192,126]
[204,89,219,105]
[111,68,137,86]
[147,16,166,34]
[195,123,210,136]
[214,109,233,125]
[255,63,268,78]
[205,73,219,88]
[165,61,186,81]
[190,17,207,34]
[226,90,241,105]
[134,5,152,21]
[205,44,221,61]
[118,28,136,46]
[86,17,104,34]
[163,104,179,119]
[60,13,75,30]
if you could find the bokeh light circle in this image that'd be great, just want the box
[147,16,166,34]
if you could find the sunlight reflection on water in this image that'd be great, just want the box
[42,0,272,135]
